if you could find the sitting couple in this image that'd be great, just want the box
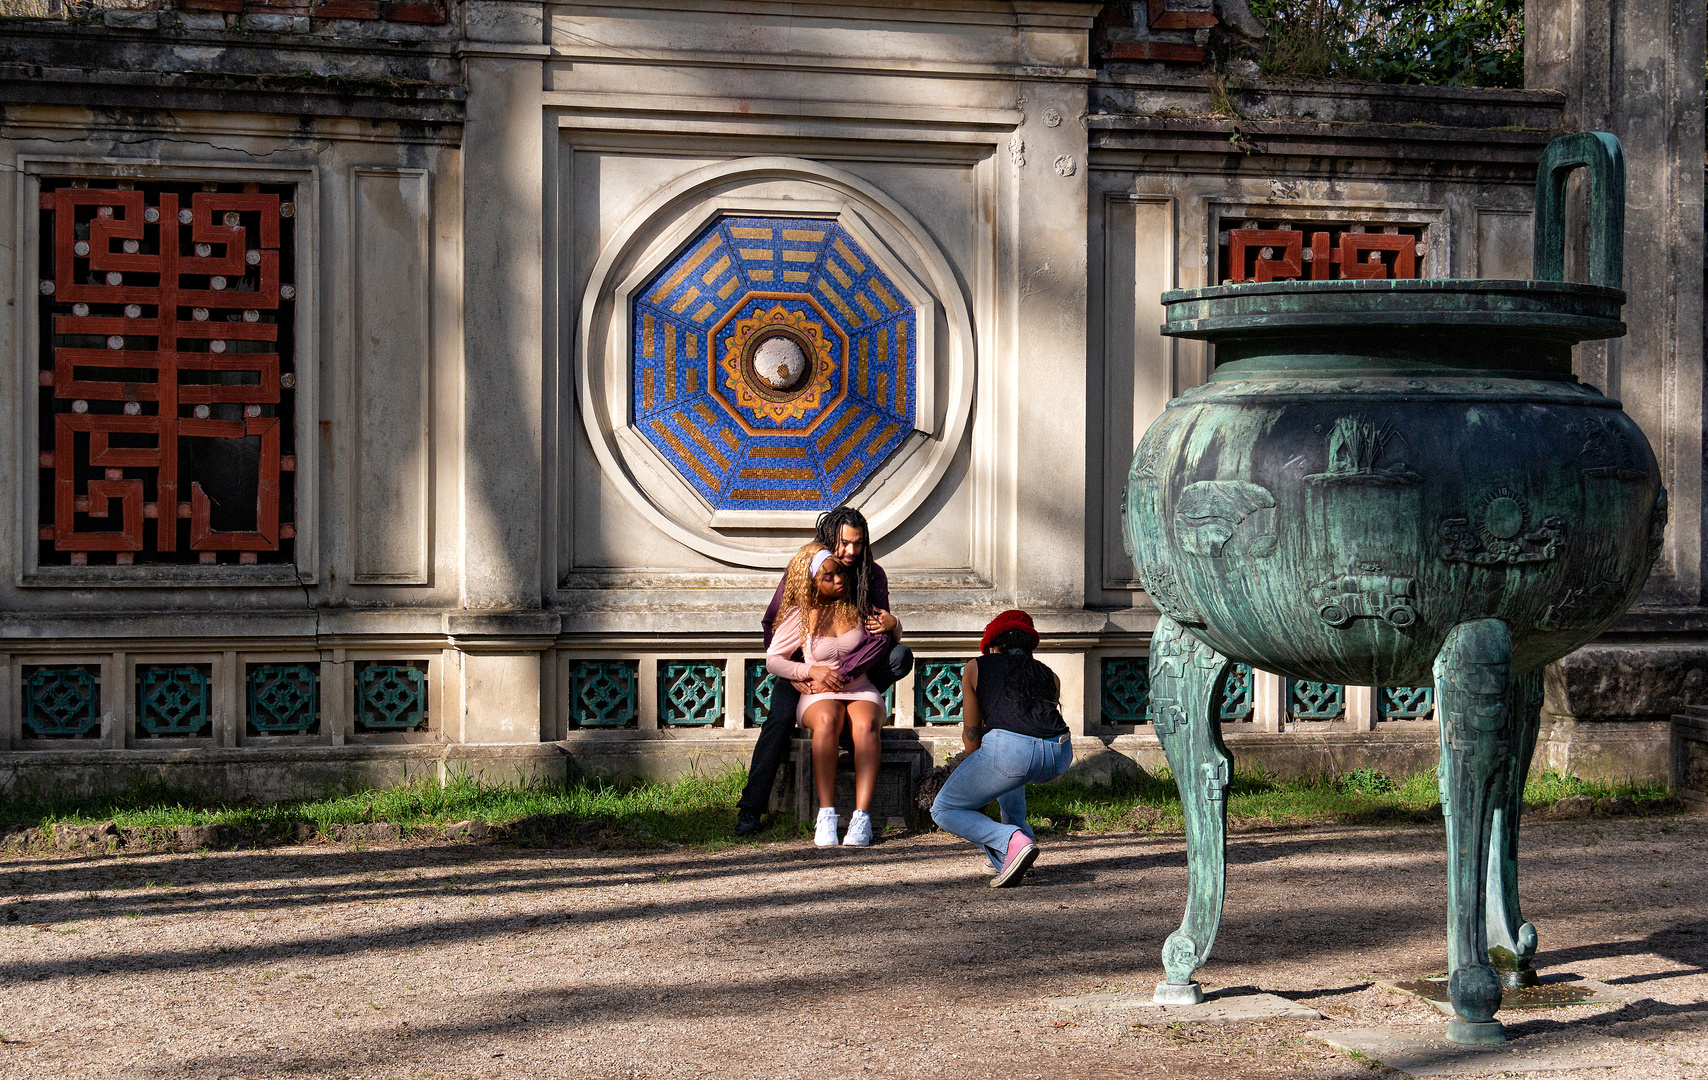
[736,507,913,847]
[736,508,1072,882]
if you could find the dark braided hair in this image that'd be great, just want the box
[988,629,1060,707]
[814,506,874,618]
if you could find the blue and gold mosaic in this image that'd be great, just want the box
[632,215,917,510]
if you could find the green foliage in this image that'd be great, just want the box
[1247,0,1524,88]
[1521,769,1664,806]
[1337,766,1398,796]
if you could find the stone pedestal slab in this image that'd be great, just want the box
[1310,1026,1671,1076]
[1042,990,1322,1024]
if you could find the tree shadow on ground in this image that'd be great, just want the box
[0,823,1693,1003]
[1500,996,1708,1040]
[1536,919,1708,985]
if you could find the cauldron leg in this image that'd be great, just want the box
[1435,619,1517,1045]
[1487,670,1544,989]
[1147,616,1233,1006]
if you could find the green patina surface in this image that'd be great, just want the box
[1122,133,1660,1044]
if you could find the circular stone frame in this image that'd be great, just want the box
[575,157,974,568]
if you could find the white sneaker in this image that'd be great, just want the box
[841,810,873,847]
[814,808,840,847]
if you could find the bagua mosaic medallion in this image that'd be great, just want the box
[632,215,917,511]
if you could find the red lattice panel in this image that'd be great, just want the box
[37,181,298,566]
[1219,221,1425,284]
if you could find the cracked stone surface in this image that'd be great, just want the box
[0,814,1704,1079]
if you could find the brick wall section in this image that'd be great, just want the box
[1097,0,1218,66]
[1092,0,1270,74]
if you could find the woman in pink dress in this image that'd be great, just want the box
[766,542,890,847]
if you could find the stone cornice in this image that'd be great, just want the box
[0,21,465,122]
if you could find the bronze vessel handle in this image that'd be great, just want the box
[1532,131,1625,290]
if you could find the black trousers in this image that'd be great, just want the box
[736,642,915,814]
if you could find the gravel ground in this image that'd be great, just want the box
[0,814,1704,1079]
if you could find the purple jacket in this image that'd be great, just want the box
[761,562,893,678]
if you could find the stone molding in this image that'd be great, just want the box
[0,21,464,122]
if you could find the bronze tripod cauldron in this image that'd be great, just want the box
[1122,132,1665,1044]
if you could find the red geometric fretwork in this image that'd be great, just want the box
[37,180,298,566]
[1220,220,1425,285]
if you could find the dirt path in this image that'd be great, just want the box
[0,815,1704,1079]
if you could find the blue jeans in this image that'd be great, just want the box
[931,729,1073,868]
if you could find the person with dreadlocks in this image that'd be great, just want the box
[765,542,889,846]
[736,506,912,838]
[930,610,1072,887]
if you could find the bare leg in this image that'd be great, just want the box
[1149,615,1233,1006]
[802,700,848,810]
[1435,618,1515,1045]
[846,701,884,813]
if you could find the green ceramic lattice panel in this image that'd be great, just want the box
[22,666,100,738]
[1101,657,1150,724]
[356,663,428,732]
[915,659,966,724]
[744,659,776,726]
[1218,663,1255,722]
[568,661,638,728]
[137,665,211,737]
[1288,679,1345,721]
[1379,685,1435,720]
[247,664,319,735]
[659,661,725,726]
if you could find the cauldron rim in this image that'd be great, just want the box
[1161,278,1627,346]
[1163,278,1626,302]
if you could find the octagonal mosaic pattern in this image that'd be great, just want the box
[632,215,917,510]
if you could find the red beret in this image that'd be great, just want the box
[980,609,1039,653]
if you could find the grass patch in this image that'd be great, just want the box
[0,769,804,848]
[0,765,1674,849]
[1025,767,1670,834]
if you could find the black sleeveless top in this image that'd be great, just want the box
[973,653,1069,740]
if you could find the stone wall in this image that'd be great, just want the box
[1526,0,1706,773]
[0,0,1698,796]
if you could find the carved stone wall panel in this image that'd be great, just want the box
[351,168,432,584]
[1475,209,1535,279]
[1100,196,1176,592]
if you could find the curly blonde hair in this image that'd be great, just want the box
[780,541,860,640]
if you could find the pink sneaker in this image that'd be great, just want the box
[989,831,1038,888]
